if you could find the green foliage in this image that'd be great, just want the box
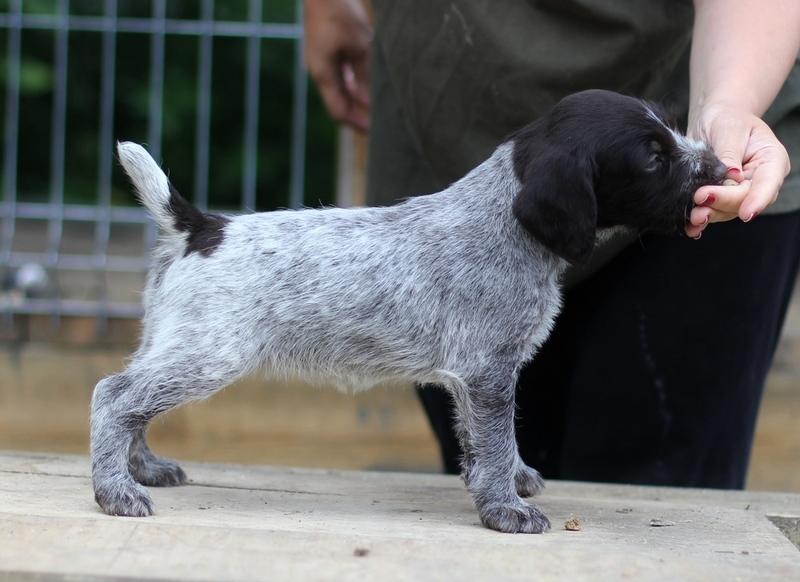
[0,0,338,210]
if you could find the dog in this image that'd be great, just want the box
[91,89,727,533]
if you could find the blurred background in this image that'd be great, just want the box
[0,0,797,489]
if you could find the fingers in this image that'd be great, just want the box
[685,179,751,238]
[738,149,787,219]
[303,0,373,133]
[313,62,371,132]
[347,51,371,107]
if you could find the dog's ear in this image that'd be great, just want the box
[512,150,598,265]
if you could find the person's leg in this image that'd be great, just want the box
[365,38,465,472]
[515,212,800,488]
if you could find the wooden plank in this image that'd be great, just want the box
[0,452,798,581]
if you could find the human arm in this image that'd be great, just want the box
[303,0,372,133]
[686,0,800,238]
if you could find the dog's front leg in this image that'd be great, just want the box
[453,369,551,534]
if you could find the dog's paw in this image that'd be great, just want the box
[130,455,187,487]
[94,479,155,517]
[478,500,552,534]
[515,464,545,498]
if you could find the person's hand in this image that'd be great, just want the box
[685,103,791,238]
[304,0,372,132]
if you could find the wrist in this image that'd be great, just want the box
[688,100,747,142]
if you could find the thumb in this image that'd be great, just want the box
[707,123,748,178]
[688,105,748,176]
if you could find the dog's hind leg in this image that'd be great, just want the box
[451,366,551,534]
[128,427,187,487]
[90,356,241,517]
[90,371,159,517]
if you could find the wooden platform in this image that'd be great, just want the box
[0,452,798,581]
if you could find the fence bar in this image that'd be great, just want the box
[289,0,307,209]
[241,0,262,212]
[0,202,149,223]
[95,0,117,252]
[147,0,166,163]
[94,0,117,265]
[1,0,22,327]
[0,14,302,40]
[193,0,214,211]
[43,0,71,326]
[92,0,119,331]
[1,0,22,269]
[46,0,69,264]
[0,297,143,318]
[6,251,147,272]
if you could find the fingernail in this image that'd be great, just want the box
[692,231,703,240]
[727,167,742,175]
[699,194,716,207]
[744,211,759,223]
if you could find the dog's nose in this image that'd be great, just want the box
[712,159,728,184]
[702,153,728,186]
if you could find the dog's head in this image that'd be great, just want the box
[511,89,727,265]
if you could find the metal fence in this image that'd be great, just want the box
[0,0,314,330]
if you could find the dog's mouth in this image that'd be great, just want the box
[679,156,728,227]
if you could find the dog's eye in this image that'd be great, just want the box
[644,141,666,173]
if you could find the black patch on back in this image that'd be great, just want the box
[168,183,229,257]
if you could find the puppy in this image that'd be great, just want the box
[91,89,726,533]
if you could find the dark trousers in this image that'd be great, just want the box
[418,214,800,488]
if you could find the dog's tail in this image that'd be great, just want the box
[117,141,181,236]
